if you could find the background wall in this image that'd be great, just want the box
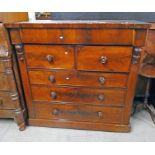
[51,12,155,22]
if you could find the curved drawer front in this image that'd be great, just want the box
[25,45,74,69]
[21,28,133,45]
[29,70,128,88]
[0,92,14,110]
[31,86,126,106]
[0,60,5,72]
[34,103,123,124]
[0,73,9,90]
[77,46,132,72]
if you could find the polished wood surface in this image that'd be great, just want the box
[21,28,133,45]
[7,20,149,132]
[29,70,128,88]
[25,45,74,69]
[145,23,155,57]
[0,23,26,130]
[77,46,132,72]
[31,86,126,106]
[34,103,123,124]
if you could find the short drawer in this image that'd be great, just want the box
[77,46,132,72]
[0,73,9,90]
[25,45,74,69]
[34,103,123,124]
[21,28,133,45]
[29,70,128,88]
[0,92,15,109]
[31,86,126,106]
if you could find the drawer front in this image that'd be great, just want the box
[21,29,133,45]
[29,70,128,88]
[31,86,126,106]
[0,73,9,90]
[34,103,123,124]
[0,92,14,109]
[0,60,5,72]
[77,46,132,72]
[25,45,74,69]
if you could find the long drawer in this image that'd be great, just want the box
[77,46,132,72]
[34,103,123,124]
[0,92,15,110]
[31,86,126,106]
[29,70,128,88]
[21,28,133,45]
[25,45,74,69]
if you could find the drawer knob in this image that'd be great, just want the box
[46,55,54,63]
[99,76,105,84]
[50,92,57,99]
[98,94,104,101]
[100,56,107,64]
[59,36,64,40]
[52,108,59,115]
[98,111,103,118]
[48,75,55,83]
[0,99,3,106]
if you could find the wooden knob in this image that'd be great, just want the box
[48,75,55,83]
[98,94,104,101]
[46,55,54,63]
[99,76,105,84]
[100,56,107,64]
[98,111,103,118]
[50,92,57,99]
[52,108,59,115]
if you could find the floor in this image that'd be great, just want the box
[0,109,155,142]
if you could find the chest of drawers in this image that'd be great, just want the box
[0,23,26,130]
[6,20,149,132]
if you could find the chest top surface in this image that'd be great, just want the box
[5,20,150,29]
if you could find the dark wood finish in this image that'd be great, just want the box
[31,86,126,106]
[34,103,123,124]
[5,20,149,29]
[77,46,132,72]
[21,28,133,45]
[6,20,149,132]
[0,23,26,131]
[145,23,155,58]
[28,70,128,88]
[25,45,74,69]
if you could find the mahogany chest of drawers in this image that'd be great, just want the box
[6,20,149,132]
[0,23,26,130]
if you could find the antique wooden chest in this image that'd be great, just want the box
[6,20,149,132]
[0,23,26,130]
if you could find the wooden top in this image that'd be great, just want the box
[5,20,150,29]
[149,22,155,29]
